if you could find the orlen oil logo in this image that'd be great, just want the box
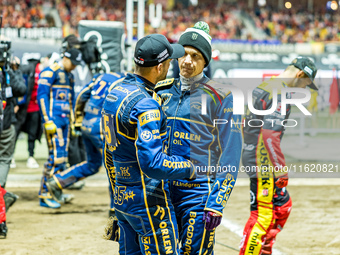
[200,83,222,115]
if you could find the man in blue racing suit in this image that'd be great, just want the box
[46,72,125,213]
[102,34,196,255]
[155,22,242,254]
[37,48,82,208]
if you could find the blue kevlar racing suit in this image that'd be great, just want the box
[37,62,75,197]
[155,76,242,255]
[102,73,196,255]
[52,72,125,210]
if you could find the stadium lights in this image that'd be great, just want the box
[327,1,338,10]
[285,2,292,9]
[190,0,198,6]
[258,0,266,7]
[331,1,338,10]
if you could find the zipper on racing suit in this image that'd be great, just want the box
[169,90,187,156]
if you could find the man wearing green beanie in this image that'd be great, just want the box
[156,21,242,254]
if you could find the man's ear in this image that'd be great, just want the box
[156,63,162,73]
[297,70,306,78]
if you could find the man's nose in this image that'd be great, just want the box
[184,54,192,63]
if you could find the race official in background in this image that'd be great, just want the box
[37,48,81,209]
[239,57,318,255]
[155,21,242,254]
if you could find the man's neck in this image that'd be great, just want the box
[277,70,298,88]
[135,74,155,88]
[135,71,157,85]
[58,61,65,70]
[180,72,204,91]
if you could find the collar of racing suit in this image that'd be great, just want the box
[135,74,156,92]
[57,61,64,70]
[180,72,204,91]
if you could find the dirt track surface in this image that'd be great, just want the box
[1,181,340,255]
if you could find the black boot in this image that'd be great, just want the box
[0,222,8,238]
[4,191,19,212]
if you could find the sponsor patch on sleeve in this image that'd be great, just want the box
[38,79,50,86]
[41,71,54,78]
[138,110,160,126]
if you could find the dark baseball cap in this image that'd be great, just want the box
[64,48,82,66]
[290,57,318,90]
[62,34,81,49]
[134,34,185,67]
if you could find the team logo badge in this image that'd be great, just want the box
[192,33,198,40]
[56,89,67,101]
[262,189,269,196]
[160,93,173,106]
[141,130,152,141]
[120,167,130,177]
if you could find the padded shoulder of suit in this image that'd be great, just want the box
[108,72,125,79]
[205,80,231,100]
[111,85,150,139]
[102,72,125,82]
[92,73,105,83]
[40,69,55,78]
[257,78,285,95]
[155,78,175,91]
[50,62,61,71]
[104,83,149,115]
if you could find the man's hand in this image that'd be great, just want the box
[203,211,222,231]
[185,161,197,181]
[44,121,57,136]
[71,124,82,137]
[275,173,288,188]
[103,211,119,242]
[14,105,19,114]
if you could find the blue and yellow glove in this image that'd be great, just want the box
[44,121,57,136]
[71,123,82,137]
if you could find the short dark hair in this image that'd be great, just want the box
[135,64,154,76]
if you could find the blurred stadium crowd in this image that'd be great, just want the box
[1,0,340,43]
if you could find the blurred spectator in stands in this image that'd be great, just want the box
[251,4,340,43]
[1,0,47,28]
[2,0,340,43]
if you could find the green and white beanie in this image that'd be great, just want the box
[178,21,212,67]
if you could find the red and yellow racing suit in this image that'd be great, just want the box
[240,78,293,255]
